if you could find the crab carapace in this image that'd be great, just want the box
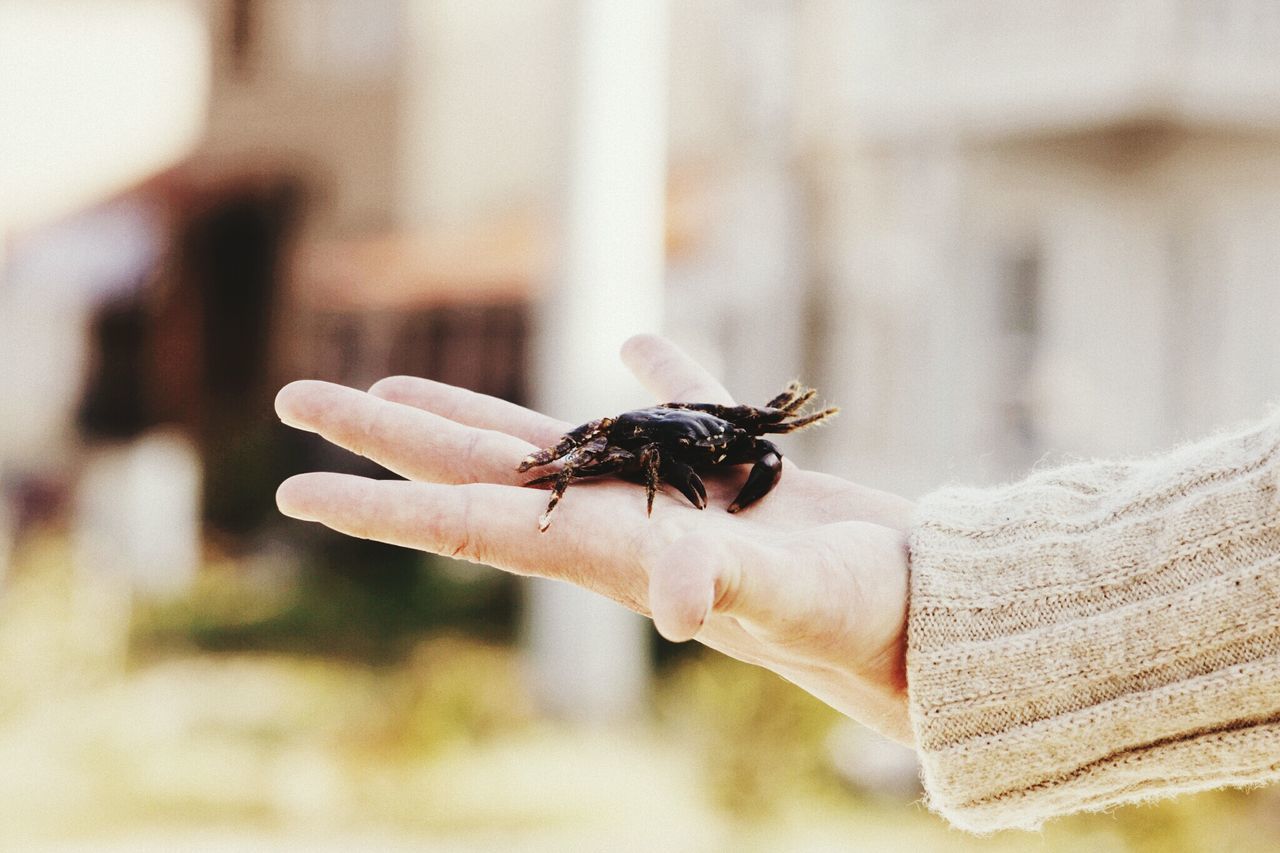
[518,381,838,531]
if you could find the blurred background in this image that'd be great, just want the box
[4,1,1280,850]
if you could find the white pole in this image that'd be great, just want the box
[525,0,669,721]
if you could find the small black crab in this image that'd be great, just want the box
[518,381,838,531]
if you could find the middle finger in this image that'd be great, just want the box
[368,375,573,447]
[276,380,533,485]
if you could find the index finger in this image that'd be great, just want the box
[276,472,663,613]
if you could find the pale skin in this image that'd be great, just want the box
[275,334,917,744]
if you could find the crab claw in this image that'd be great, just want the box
[664,461,707,510]
[727,441,782,513]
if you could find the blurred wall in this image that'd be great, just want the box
[399,0,572,229]
[189,0,1280,500]
[12,0,1280,556]
[196,0,404,234]
[793,0,1280,494]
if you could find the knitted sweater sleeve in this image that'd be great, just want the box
[906,411,1280,833]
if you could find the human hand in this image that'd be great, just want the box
[275,335,916,743]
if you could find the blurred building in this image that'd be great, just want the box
[801,0,1280,494]
[9,0,1280,715]
[9,5,1280,840]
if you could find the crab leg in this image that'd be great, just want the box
[726,439,783,513]
[765,381,807,410]
[525,447,635,532]
[639,444,661,516]
[518,417,613,472]
[778,386,817,414]
[663,402,772,423]
[760,407,839,434]
[523,447,633,488]
[535,469,575,532]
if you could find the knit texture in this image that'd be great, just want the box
[906,412,1280,833]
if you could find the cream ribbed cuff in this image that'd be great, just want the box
[906,413,1280,832]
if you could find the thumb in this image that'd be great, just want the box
[646,528,837,643]
[646,532,734,642]
[646,524,908,666]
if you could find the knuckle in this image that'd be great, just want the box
[460,428,487,483]
[436,487,485,565]
[345,481,382,541]
[352,398,397,458]
[366,375,404,398]
[638,514,687,568]
[711,560,743,615]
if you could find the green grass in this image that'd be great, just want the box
[4,536,1280,850]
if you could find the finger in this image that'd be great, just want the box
[620,333,734,405]
[276,380,533,485]
[368,376,571,447]
[278,473,517,567]
[276,473,651,610]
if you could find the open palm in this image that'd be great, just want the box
[276,334,916,743]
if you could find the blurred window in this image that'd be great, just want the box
[225,0,401,81]
[308,304,529,407]
[228,0,256,77]
[281,0,400,80]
